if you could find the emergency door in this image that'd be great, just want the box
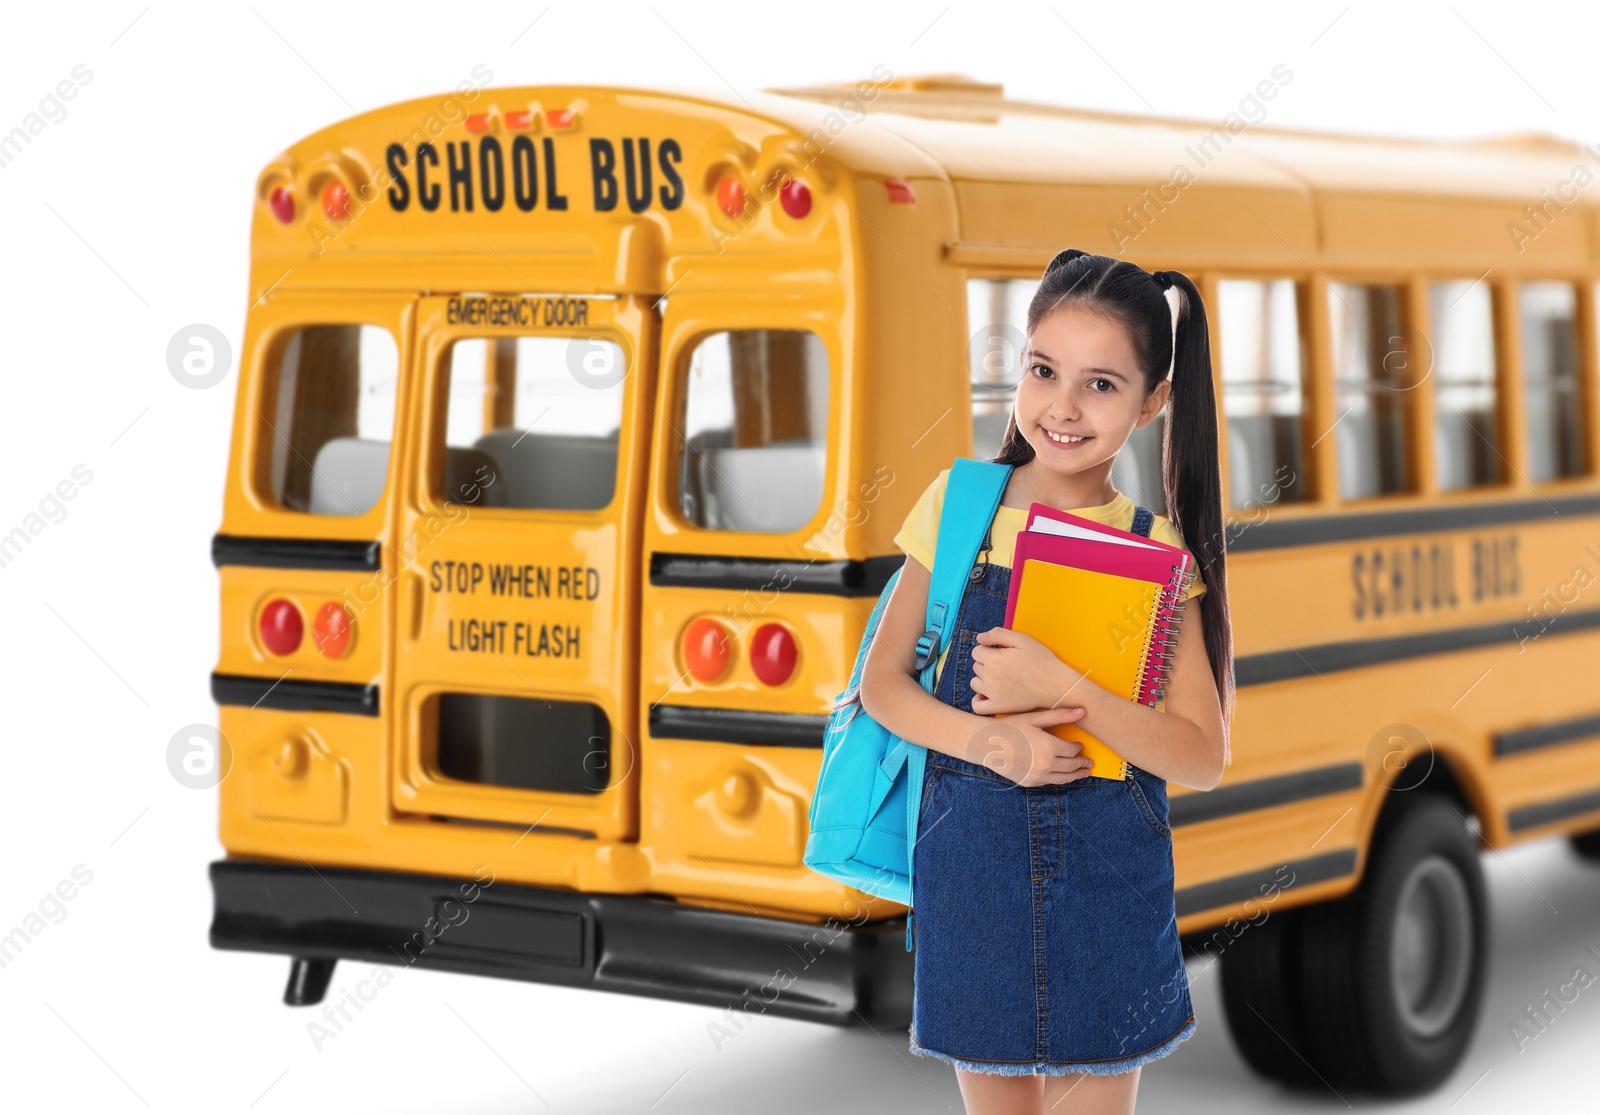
[389,294,656,841]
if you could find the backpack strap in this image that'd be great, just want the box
[902,458,1012,951]
[1131,504,1154,538]
[913,458,1014,682]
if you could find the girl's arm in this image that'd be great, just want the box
[970,608,1227,790]
[858,554,1093,786]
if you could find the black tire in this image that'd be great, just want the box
[1571,828,1600,862]
[1220,793,1486,1096]
[1296,793,1487,1095]
[1218,905,1320,1087]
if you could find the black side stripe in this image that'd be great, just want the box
[213,534,382,572]
[1174,849,1358,918]
[1235,606,1600,687]
[212,673,380,717]
[1495,711,1600,757]
[1507,789,1600,833]
[211,490,1599,573]
[649,704,829,748]
[1169,762,1364,828]
[1225,491,1600,552]
[650,552,902,597]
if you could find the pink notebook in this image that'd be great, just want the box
[1004,503,1195,708]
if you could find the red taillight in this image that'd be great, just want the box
[505,110,533,129]
[260,599,304,656]
[546,107,575,129]
[779,178,812,219]
[884,179,916,204]
[465,113,490,133]
[313,601,353,658]
[269,186,295,224]
[321,181,350,221]
[750,623,798,686]
[683,617,733,683]
[715,175,746,218]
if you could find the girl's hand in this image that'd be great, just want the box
[970,627,1085,715]
[970,706,1092,787]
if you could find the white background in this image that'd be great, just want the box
[3,2,1600,1111]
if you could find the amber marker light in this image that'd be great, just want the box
[321,181,351,221]
[716,175,747,218]
[683,617,733,683]
[313,601,354,658]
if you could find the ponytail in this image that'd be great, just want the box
[1160,271,1235,743]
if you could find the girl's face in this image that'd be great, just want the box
[1014,302,1171,480]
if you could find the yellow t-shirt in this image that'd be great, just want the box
[891,467,1207,684]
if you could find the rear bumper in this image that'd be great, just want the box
[208,858,913,1026]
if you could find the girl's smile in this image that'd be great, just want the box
[1038,424,1091,448]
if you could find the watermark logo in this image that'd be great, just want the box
[166,723,233,789]
[166,324,232,390]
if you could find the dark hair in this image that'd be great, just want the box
[992,248,1234,730]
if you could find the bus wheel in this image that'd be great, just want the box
[1571,828,1600,862]
[1296,794,1487,1095]
[1217,904,1319,1087]
[284,957,337,1006]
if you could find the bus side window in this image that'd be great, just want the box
[1328,282,1411,500]
[1520,282,1584,483]
[966,275,1172,515]
[676,329,829,533]
[266,324,399,517]
[439,336,624,511]
[1428,280,1501,491]
[1217,278,1310,509]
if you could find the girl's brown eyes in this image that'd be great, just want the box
[1031,366,1115,392]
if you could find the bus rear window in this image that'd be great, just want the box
[439,336,625,511]
[677,329,830,533]
[265,325,399,516]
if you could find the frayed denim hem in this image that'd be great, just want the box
[907,1016,1196,1077]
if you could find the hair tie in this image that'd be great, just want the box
[1152,270,1174,292]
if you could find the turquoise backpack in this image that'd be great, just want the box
[803,458,1014,951]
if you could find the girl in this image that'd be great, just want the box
[858,249,1234,1115]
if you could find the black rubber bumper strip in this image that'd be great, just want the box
[211,672,379,717]
[650,704,829,747]
[650,551,901,597]
[209,858,915,1026]
[212,534,382,572]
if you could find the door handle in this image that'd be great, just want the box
[404,570,424,642]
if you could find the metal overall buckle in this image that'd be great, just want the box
[969,524,994,582]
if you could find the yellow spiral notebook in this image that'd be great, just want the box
[1002,510,1194,780]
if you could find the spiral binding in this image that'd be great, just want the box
[1139,560,1194,710]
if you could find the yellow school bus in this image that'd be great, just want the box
[208,73,1600,1094]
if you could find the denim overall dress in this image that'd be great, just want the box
[906,505,1197,1077]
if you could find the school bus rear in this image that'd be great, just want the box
[207,79,936,1023]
